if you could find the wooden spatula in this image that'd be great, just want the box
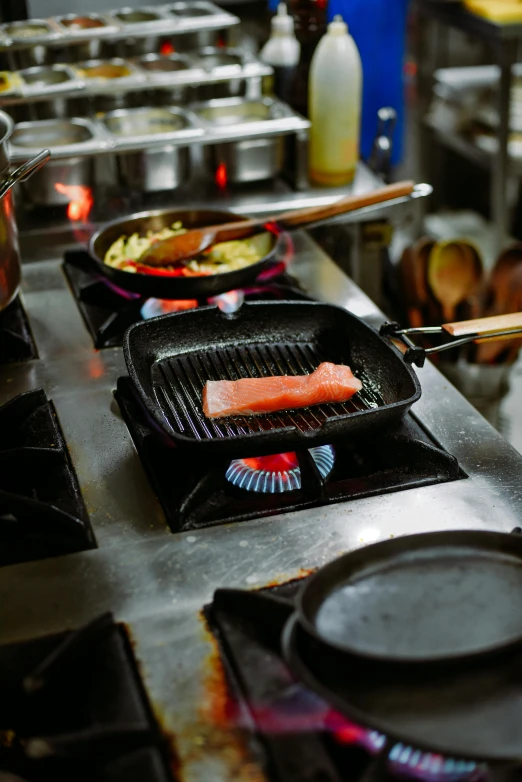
[138,180,415,267]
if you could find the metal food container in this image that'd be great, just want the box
[53,15,109,62]
[189,47,247,100]
[137,53,191,105]
[4,22,55,70]
[109,8,165,58]
[2,20,56,42]
[101,107,192,192]
[136,52,191,74]
[20,64,76,90]
[11,118,95,206]
[75,58,138,83]
[164,2,220,49]
[196,97,285,182]
[20,64,78,119]
[58,14,109,31]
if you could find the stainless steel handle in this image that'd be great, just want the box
[0,149,51,199]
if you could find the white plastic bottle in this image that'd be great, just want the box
[259,3,301,104]
[308,15,362,186]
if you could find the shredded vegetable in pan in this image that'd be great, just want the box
[103,221,271,277]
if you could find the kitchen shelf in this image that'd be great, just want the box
[0,52,271,107]
[426,118,522,176]
[0,2,239,52]
[416,0,522,253]
[8,99,310,162]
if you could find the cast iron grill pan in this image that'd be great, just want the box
[124,301,421,456]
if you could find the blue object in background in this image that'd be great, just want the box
[327,0,409,165]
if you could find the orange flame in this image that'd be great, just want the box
[215,163,227,190]
[156,299,198,313]
[160,40,175,55]
[54,183,94,223]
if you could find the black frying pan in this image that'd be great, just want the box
[295,529,522,664]
[281,530,522,762]
[88,209,283,299]
[123,302,522,456]
[123,301,421,457]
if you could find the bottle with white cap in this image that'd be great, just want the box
[260,3,301,104]
[308,14,362,186]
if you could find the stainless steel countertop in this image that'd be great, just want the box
[1,231,522,779]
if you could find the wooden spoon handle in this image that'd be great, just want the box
[211,181,416,243]
[276,181,415,229]
[443,312,522,341]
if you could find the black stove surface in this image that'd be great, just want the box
[207,582,485,782]
[114,376,463,533]
[0,612,174,782]
[63,250,311,349]
[0,297,38,365]
[0,388,95,567]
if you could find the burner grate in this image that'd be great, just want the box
[207,583,486,782]
[114,376,462,533]
[0,612,174,781]
[0,296,38,365]
[0,388,95,566]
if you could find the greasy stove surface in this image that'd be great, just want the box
[0,612,173,781]
[0,233,522,781]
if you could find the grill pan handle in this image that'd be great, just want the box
[381,312,522,367]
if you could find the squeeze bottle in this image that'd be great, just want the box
[260,3,301,104]
[308,15,362,186]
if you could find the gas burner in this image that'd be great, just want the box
[0,612,173,782]
[226,446,335,493]
[0,297,37,365]
[208,580,487,782]
[0,388,94,566]
[114,376,461,533]
[140,298,201,319]
[64,251,311,348]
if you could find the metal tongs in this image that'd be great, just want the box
[380,312,522,367]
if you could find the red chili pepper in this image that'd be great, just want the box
[129,262,210,277]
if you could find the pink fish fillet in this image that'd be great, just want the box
[203,361,362,418]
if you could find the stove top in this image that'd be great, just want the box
[207,580,486,782]
[1,229,522,782]
[62,250,312,349]
[0,612,173,782]
[114,376,462,533]
[0,388,94,567]
[0,297,37,365]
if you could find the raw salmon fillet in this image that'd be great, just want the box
[203,362,362,418]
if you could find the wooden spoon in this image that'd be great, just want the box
[138,181,415,267]
[428,240,483,323]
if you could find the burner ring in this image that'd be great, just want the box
[226,445,335,494]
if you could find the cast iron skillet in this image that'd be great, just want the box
[88,208,282,299]
[280,529,522,762]
[123,300,421,457]
[295,529,522,664]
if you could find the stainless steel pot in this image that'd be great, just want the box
[0,112,50,310]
